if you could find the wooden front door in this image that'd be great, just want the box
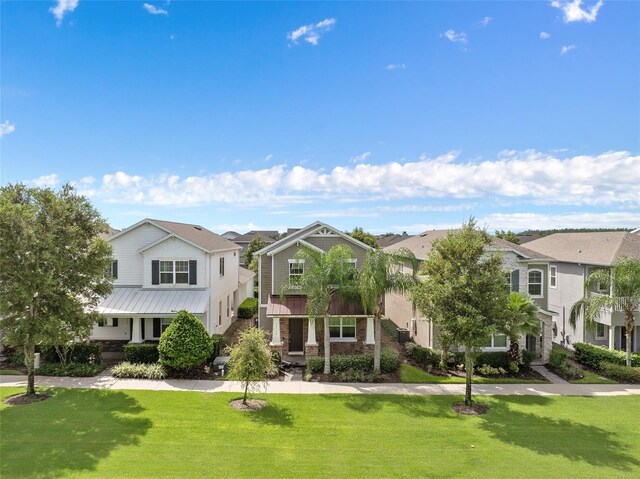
[289,318,304,353]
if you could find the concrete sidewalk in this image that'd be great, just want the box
[1,374,639,396]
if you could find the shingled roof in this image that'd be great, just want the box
[148,219,240,252]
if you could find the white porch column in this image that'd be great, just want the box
[130,317,142,343]
[365,317,375,345]
[271,317,282,346]
[306,318,317,345]
[608,325,615,350]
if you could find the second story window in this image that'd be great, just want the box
[219,257,225,277]
[528,269,543,298]
[289,259,304,288]
[160,260,189,284]
[550,266,557,289]
[110,260,118,279]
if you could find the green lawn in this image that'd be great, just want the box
[2,387,639,478]
[400,363,548,384]
[0,369,23,376]
[570,369,618,384]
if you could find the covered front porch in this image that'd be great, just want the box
[267,295,375,357]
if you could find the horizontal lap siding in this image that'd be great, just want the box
[304,236,368,265]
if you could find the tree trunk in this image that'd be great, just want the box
[464,348,474,406]
[324,314,331,374]
[24,343,36,396]
[625,309,633,367]
[373,311,382,374]
[243,381,249,405]
[439,345,449,370]
[508,336,520,372]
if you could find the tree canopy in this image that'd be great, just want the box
[0,184,113,395]
[244,237,267,273]
[349,227,379,249]
[494,229,520,244]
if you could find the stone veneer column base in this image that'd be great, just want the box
[305,344,319,356]
[270,344,283,359]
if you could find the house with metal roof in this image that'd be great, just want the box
[384,230,555,363]
[90,218,255,351]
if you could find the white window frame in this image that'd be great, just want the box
[595,322,606,339]
[160,260,189,285]
[218,300,222,326]
[160,318,172,334]
[504,270,513,292]
[219,257,225,277]
[288,259,304,289]
[328,317,357,342]
[98,318,118,327]
[481,333,509,350]
[226,295,230,318]
[550,266,557,289]
[398,262,404,274]
[528,269,544,298]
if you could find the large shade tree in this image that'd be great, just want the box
[413,220,510,406]
[503,292,540,372]
[570,257,640,367]
[0,184,113,395]
[358,248,419,373]
[280,244,359,374]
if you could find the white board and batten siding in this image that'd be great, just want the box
[142,237,207,288]
[209,249,240,334]
[110,223,167,286]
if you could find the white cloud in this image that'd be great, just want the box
[561,45,576,55]
[143,3,168,15]
[0,121,16,137]
[442,29,468,45]
[540,32,551,39]
[350,152,371,164]
[288,18,336,46]
[385,64,406,70]
[28,174,60,188]
[551,0,604,23]
[49,0,78,27]
[480,16,492,27]
[55,150,640,208]
[265,154,274,162]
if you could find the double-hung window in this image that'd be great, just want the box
[98,318,118,327]
[161,318,171,334]
[504,271,512,293]
[218,301,223,326]
[329,317,356,341]
[481,334,508,349]
[219,257,225,277]
[595,323,606,339]
[289,259,304,288]
[528,269,543,297]
[160,260,189,284]
[550,266,557,289]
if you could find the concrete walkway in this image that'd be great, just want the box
[531,365,569,384]
[1,374,639,396]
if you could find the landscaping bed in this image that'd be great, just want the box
[399,363,548,384]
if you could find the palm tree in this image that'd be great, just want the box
[502,292,540,371]
[358,248,419,373]
[570,257,640,367]
[280,244,359,374]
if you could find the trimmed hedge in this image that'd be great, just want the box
[158,310,213,370]
[42,343,103,365]
[124,343,159,364]
[475,351,511,370]
[306,348,400,375]
[406,343,440,369]
[36,363,105,377]
[601,362,640,383]
[573,342,640,369]
[237,297,258,319]
[112,362,167,379]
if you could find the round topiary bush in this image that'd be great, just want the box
[158,310,213,370]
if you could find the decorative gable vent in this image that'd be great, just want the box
[313,227,336,236]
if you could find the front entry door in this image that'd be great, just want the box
[289,318,304,353]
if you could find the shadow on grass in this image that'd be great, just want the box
[245,401,295,428]
[1,388,152,478]
[480,397,640,471]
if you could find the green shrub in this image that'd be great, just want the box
[337,369,383,383]
[237,298,258,319]
[123,343,159,364]
[557,361,584,380]
[406,343,439,369]
[573,343,640,369]
[42,343,103,365]
[8,350,25,366]
[158,310,213,370]
[271,350,282,366]
[305,349,399,375]
[521,350,535,369]
[211,334,224,359]
[112,362,167,379]
[476,364,507,376]
[600,362,640,383]
[548,347,568,369]
[36,363,105,377]
[474,351,510,370]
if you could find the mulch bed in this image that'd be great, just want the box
[409,361,548,382]
[229,398,266,411]
[4,392,52,406]
[452,402,489,415]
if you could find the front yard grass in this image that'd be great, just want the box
[570,369,618,384]
[2,387,638,478]
[399,363,548,384]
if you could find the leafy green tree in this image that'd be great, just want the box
[358,249,419,373]
[503,292,540,372]
[0,184,112,396]
[413,220,510,406]
[280,244,359,374]
[349,227,379,249]
[226,327,277,405]
[494,229,520,244]
[244,237,267,273]
[158,310,213,370]
[570,257,640,367]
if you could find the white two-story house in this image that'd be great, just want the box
[91,219,254,350]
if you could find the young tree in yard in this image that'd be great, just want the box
[226,327,277,405]
[280,244,359,374]
[413,220,510,407]
[503,292,540,372]
[245,237,267,273]
[349,227,379,249]
[0,184,113,396]
[570,257,640,367]
[358,249,419,373]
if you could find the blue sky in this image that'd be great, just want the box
[1,0,639,234]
